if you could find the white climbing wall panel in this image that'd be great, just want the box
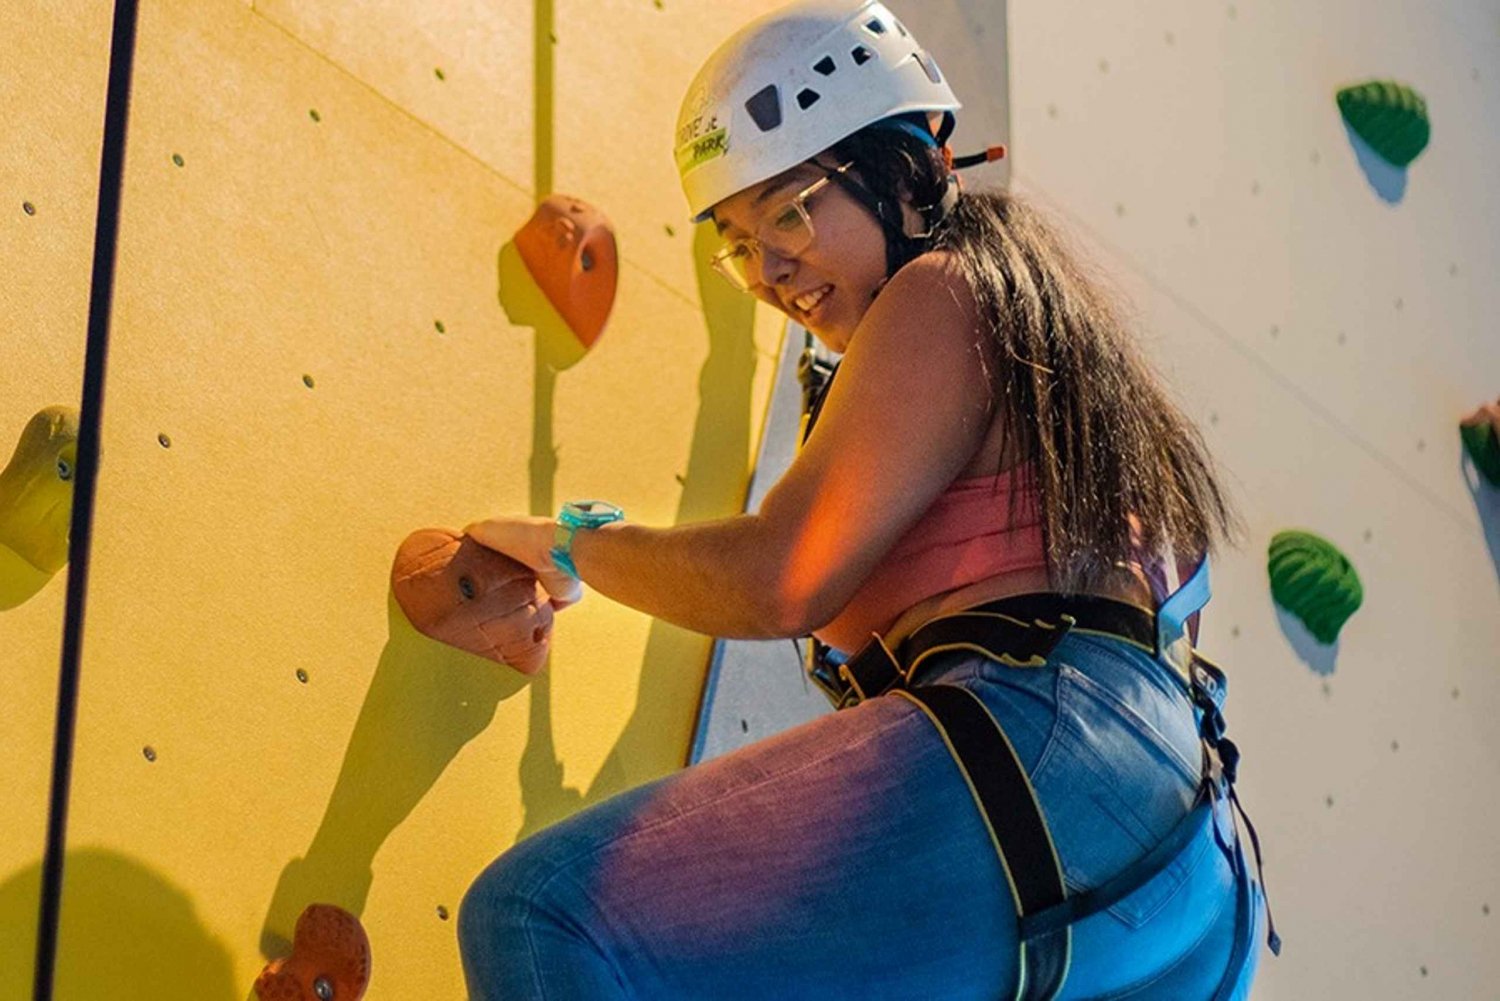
[1005,0,1500,996]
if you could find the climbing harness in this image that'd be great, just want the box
[808,590,1280,999]
[795,356,1280,1000]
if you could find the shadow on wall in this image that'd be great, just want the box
[257,223,761,959]
[0,405,79,610]
[258,591,527,958]
[585,220,759,790]
[1342,121,1409,205]
[497,240,591,372]
[1272,602,1340,677]
[500,232,603,848]
[254,239,583,959]
[492,216,761,831]
[1462,452,1500,594]
[0,849,237,1001]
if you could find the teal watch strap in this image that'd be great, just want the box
[551,501,624,579]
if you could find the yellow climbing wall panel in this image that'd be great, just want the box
[0,0,788,995]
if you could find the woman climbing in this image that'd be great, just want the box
[457,1,1276,997]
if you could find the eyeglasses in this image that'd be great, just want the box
[709,161,856,292]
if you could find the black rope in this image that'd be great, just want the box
[33,1,139,997]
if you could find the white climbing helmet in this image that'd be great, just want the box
[674,0,962,222]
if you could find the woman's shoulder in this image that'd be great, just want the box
[861,250,999,390]
[890,246,969,290]
[871,249,984,338]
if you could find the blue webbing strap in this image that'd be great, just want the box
[1156,553,1212,679]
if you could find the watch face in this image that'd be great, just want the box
[566,500,622,524]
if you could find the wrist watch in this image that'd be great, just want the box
[551,500,625,578]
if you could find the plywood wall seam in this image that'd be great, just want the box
[241,3,715,311]
[243,2,532,203]
[620,256,702,313]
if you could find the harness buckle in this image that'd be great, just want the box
[816,611,1079,710]
[831,633,907,707]
[1013,612,1076,664]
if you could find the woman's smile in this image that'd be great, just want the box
[793,284,834,323]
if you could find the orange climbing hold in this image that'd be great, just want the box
[254,904,371,1001]
[390,528,554,675]
[514,194,618,349]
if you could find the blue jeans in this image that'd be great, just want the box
[458,632,1266,999]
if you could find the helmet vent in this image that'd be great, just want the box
[894,19,908,37]
[745,84,783,132]
[914,50,943,84]
[796,87,822,110]
[813,55,837,76]
[851,45,874,66]
[863,17,886,35]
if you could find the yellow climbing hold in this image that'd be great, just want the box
[0,405,79,608]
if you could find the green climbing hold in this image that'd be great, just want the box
[1268,531,1363,645]
[1336,80,1430,168]
[1461,420,1500,487]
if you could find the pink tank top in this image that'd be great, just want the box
[812,464,1049,655]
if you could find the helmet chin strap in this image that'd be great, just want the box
[827,110,1002,281]
[829,170,962,281]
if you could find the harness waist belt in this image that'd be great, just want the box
[815,593,1177,711]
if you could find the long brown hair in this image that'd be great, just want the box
[827,119,1245,593]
